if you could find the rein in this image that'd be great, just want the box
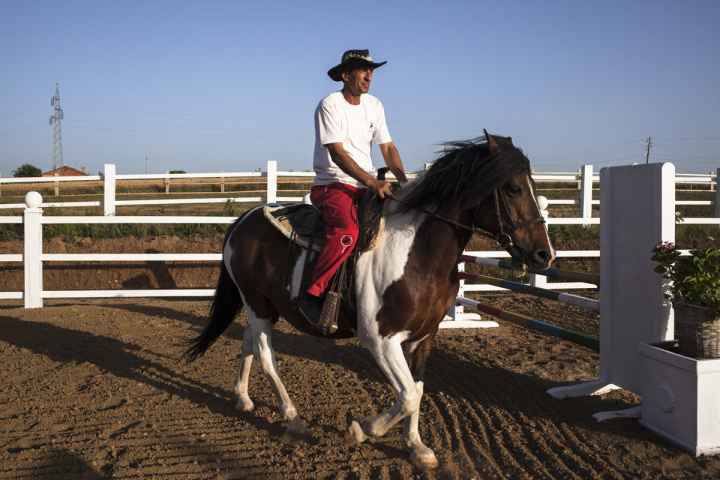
[387,187,545,250]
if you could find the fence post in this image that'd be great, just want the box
[24,192,43,308]
[54,173,60,196]
[221,170,225,193]
[710,171,715,192]
[530,196,549,288]
[716,168,719,218]
[165,171,170,194]
[448,263,466,320]
[579,164,593,226]
[577,168,582,189]
[266,161,277,203]
[103,164,116,216]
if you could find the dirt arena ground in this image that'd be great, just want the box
[2,294,720,480]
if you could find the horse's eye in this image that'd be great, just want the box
[509,186,522,196]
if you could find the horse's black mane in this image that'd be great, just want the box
[397,135,530,216]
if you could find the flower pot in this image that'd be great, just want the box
[673,301,720,359]
[639,342,720,456]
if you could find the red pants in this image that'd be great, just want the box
[307,183,367,297]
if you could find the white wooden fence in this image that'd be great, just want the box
[1,162,719,308]
[1,163,718,219]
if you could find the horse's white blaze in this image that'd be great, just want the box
[526,175,554,256]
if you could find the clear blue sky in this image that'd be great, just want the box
[1,0,718,176]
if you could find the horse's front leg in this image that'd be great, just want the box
[344,336,423,449]
[402,332,439,469]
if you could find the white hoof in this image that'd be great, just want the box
[234,395,254,412]
[344,420,368,446]
[286,416,308,437]
[410,448,438,470]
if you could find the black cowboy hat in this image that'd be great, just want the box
[327,49,387,82]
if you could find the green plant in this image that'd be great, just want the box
[652,241,720,320]
[13,163,42,177]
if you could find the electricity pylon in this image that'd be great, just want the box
[49,83,64,170]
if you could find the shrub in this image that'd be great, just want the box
[13,164,42,177]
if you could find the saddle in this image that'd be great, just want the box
[263,168,396,332]
[263,187,386,255]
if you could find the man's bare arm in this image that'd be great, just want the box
[325,143,394,198]
[378,142,408,184]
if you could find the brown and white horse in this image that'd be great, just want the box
[184,132,554,469]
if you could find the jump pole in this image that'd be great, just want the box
[458,271,600,312]
[460,255,600,286]
[456,297,599,351]
[547,163,675,421]
[441,262,499,329]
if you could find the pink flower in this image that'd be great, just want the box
[654,241,675,250]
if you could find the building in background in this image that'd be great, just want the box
[42,166,88,177]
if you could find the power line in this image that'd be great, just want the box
[64,124,311,140]
[0,123,47,135]
[532,140,644,160]
[0,85,53,99]
[65,119,311,136]
[652,154,720,160]
[64,105,720,127]
[65,106,308,122]
[539,155,643,167]
[0,124,47,137]
[0,107,48,118]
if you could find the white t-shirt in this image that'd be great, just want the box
[313,91,392,188]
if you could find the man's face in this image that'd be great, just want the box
[342,67,374,95]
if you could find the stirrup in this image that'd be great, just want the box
[318,292,340,334]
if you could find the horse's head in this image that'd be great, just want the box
[394,131,555,270]
[472,132,555,270]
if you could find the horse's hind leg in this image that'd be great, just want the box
[402,334,438,469]
[243,298,308,437]
[232,324,255,411]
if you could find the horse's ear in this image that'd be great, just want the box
[507,136,513,145]
[483,129,500,150]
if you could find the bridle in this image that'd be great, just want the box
[388,184,545,251]
[489,187,546,249]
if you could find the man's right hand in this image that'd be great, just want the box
[367,178,394,199]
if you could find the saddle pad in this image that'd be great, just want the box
[264,205,325,252]
[263,202,387,254]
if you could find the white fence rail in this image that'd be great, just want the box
[1,163,718,219]
[2,183,719,307]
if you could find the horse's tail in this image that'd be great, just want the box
[183,213,251,362]
[183,259,242,362]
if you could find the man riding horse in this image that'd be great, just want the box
[298,49,409,327]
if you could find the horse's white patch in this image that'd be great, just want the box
[223,240,238,286]
[404,335,428,356]
[236,288,305,430]
[287,249,311,299]
[354,198,424,343]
